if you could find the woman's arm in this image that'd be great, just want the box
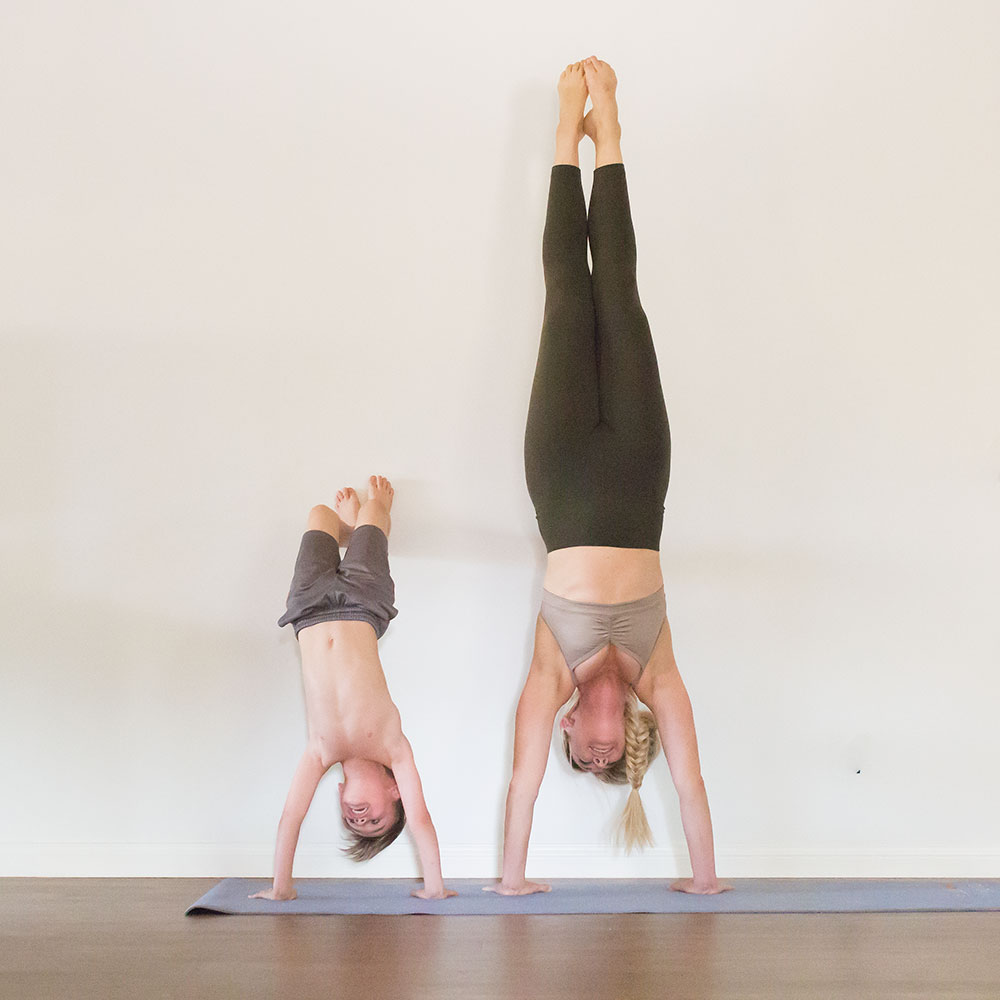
[645,666,730,894]
[249,748,328,901]
[485,623,571,896]
[387,737,456,900]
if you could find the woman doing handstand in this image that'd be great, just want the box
[488,58,730,897]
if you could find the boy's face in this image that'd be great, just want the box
[338,769,400,838]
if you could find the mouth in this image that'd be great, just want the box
[345,804,369,817]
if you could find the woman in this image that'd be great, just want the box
[250,476,455,902]
[487,58,730,897]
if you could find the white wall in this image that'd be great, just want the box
[2,0,998,878]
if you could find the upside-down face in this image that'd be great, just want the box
[560,699,625,773]
[338,767,401,839]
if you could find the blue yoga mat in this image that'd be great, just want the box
[185,878,1000,915]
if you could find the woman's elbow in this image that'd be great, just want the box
[278,809,306,830]
[675,773,706,803]
[508,775,541,805]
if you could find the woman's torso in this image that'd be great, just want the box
[542,545,669,689]
[543,545,663,603]
[296,621,400,768]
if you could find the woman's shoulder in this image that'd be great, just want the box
[525,615,576,703]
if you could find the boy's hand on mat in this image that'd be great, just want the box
[670,878,733,895]
[410,887,458,900]
[248,887,298,901]
[482,881,552,896]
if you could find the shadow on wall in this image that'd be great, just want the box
[452,79,550,523]
[475,80,558,850]
[386,475,539,565]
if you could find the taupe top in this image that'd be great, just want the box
[539,586,667,685]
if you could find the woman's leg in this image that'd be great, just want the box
[584,59,670,491]
[527,163,598,430]
[525,64,600,514]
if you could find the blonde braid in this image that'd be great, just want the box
[617,695,661,852]
[559,692,662,851]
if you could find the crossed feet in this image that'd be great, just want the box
[556,56,621,165]
[334,475,394,540]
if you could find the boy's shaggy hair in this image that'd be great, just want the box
[341,768,407,862]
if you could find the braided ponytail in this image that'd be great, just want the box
[617,696,660,852]
[560,692,661,851]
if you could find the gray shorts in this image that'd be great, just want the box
[277,525,398,639]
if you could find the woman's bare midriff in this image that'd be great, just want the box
[543,545,663,603]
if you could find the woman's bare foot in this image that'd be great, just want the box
[582,56,622,166]
[558,61,588,140]
[582,56,619,134]
[335,487,360,527]
[367,475,394,513]
[555,61,588,167]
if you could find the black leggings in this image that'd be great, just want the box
[524,163,670,553]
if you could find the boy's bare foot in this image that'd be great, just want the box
[367,475,394,513]
[557,61,588,143]
[582,56,621,143]
[335,487,360,527]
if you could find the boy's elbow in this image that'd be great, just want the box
[408,808,434,837]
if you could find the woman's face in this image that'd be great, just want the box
[561,701,625,773]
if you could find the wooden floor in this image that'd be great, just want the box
[2,880,998,1000]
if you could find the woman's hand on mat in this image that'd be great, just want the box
[669,878,733,895]
[410,886,458,900]
[248,886,298,901]
[482,880,552,896]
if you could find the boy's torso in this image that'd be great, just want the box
[296,620,401,768]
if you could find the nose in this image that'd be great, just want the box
[592,753,610,768]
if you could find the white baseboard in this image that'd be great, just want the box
[2,843,999,878]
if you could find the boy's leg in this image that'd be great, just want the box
[277,507,344,630]
[306,504,346,543]
[354,475,393,539]
[338,476,398,634]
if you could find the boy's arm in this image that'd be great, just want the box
[249,748,328,901]
[388,737,455,900]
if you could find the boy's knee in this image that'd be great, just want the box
[307,504,339,531]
